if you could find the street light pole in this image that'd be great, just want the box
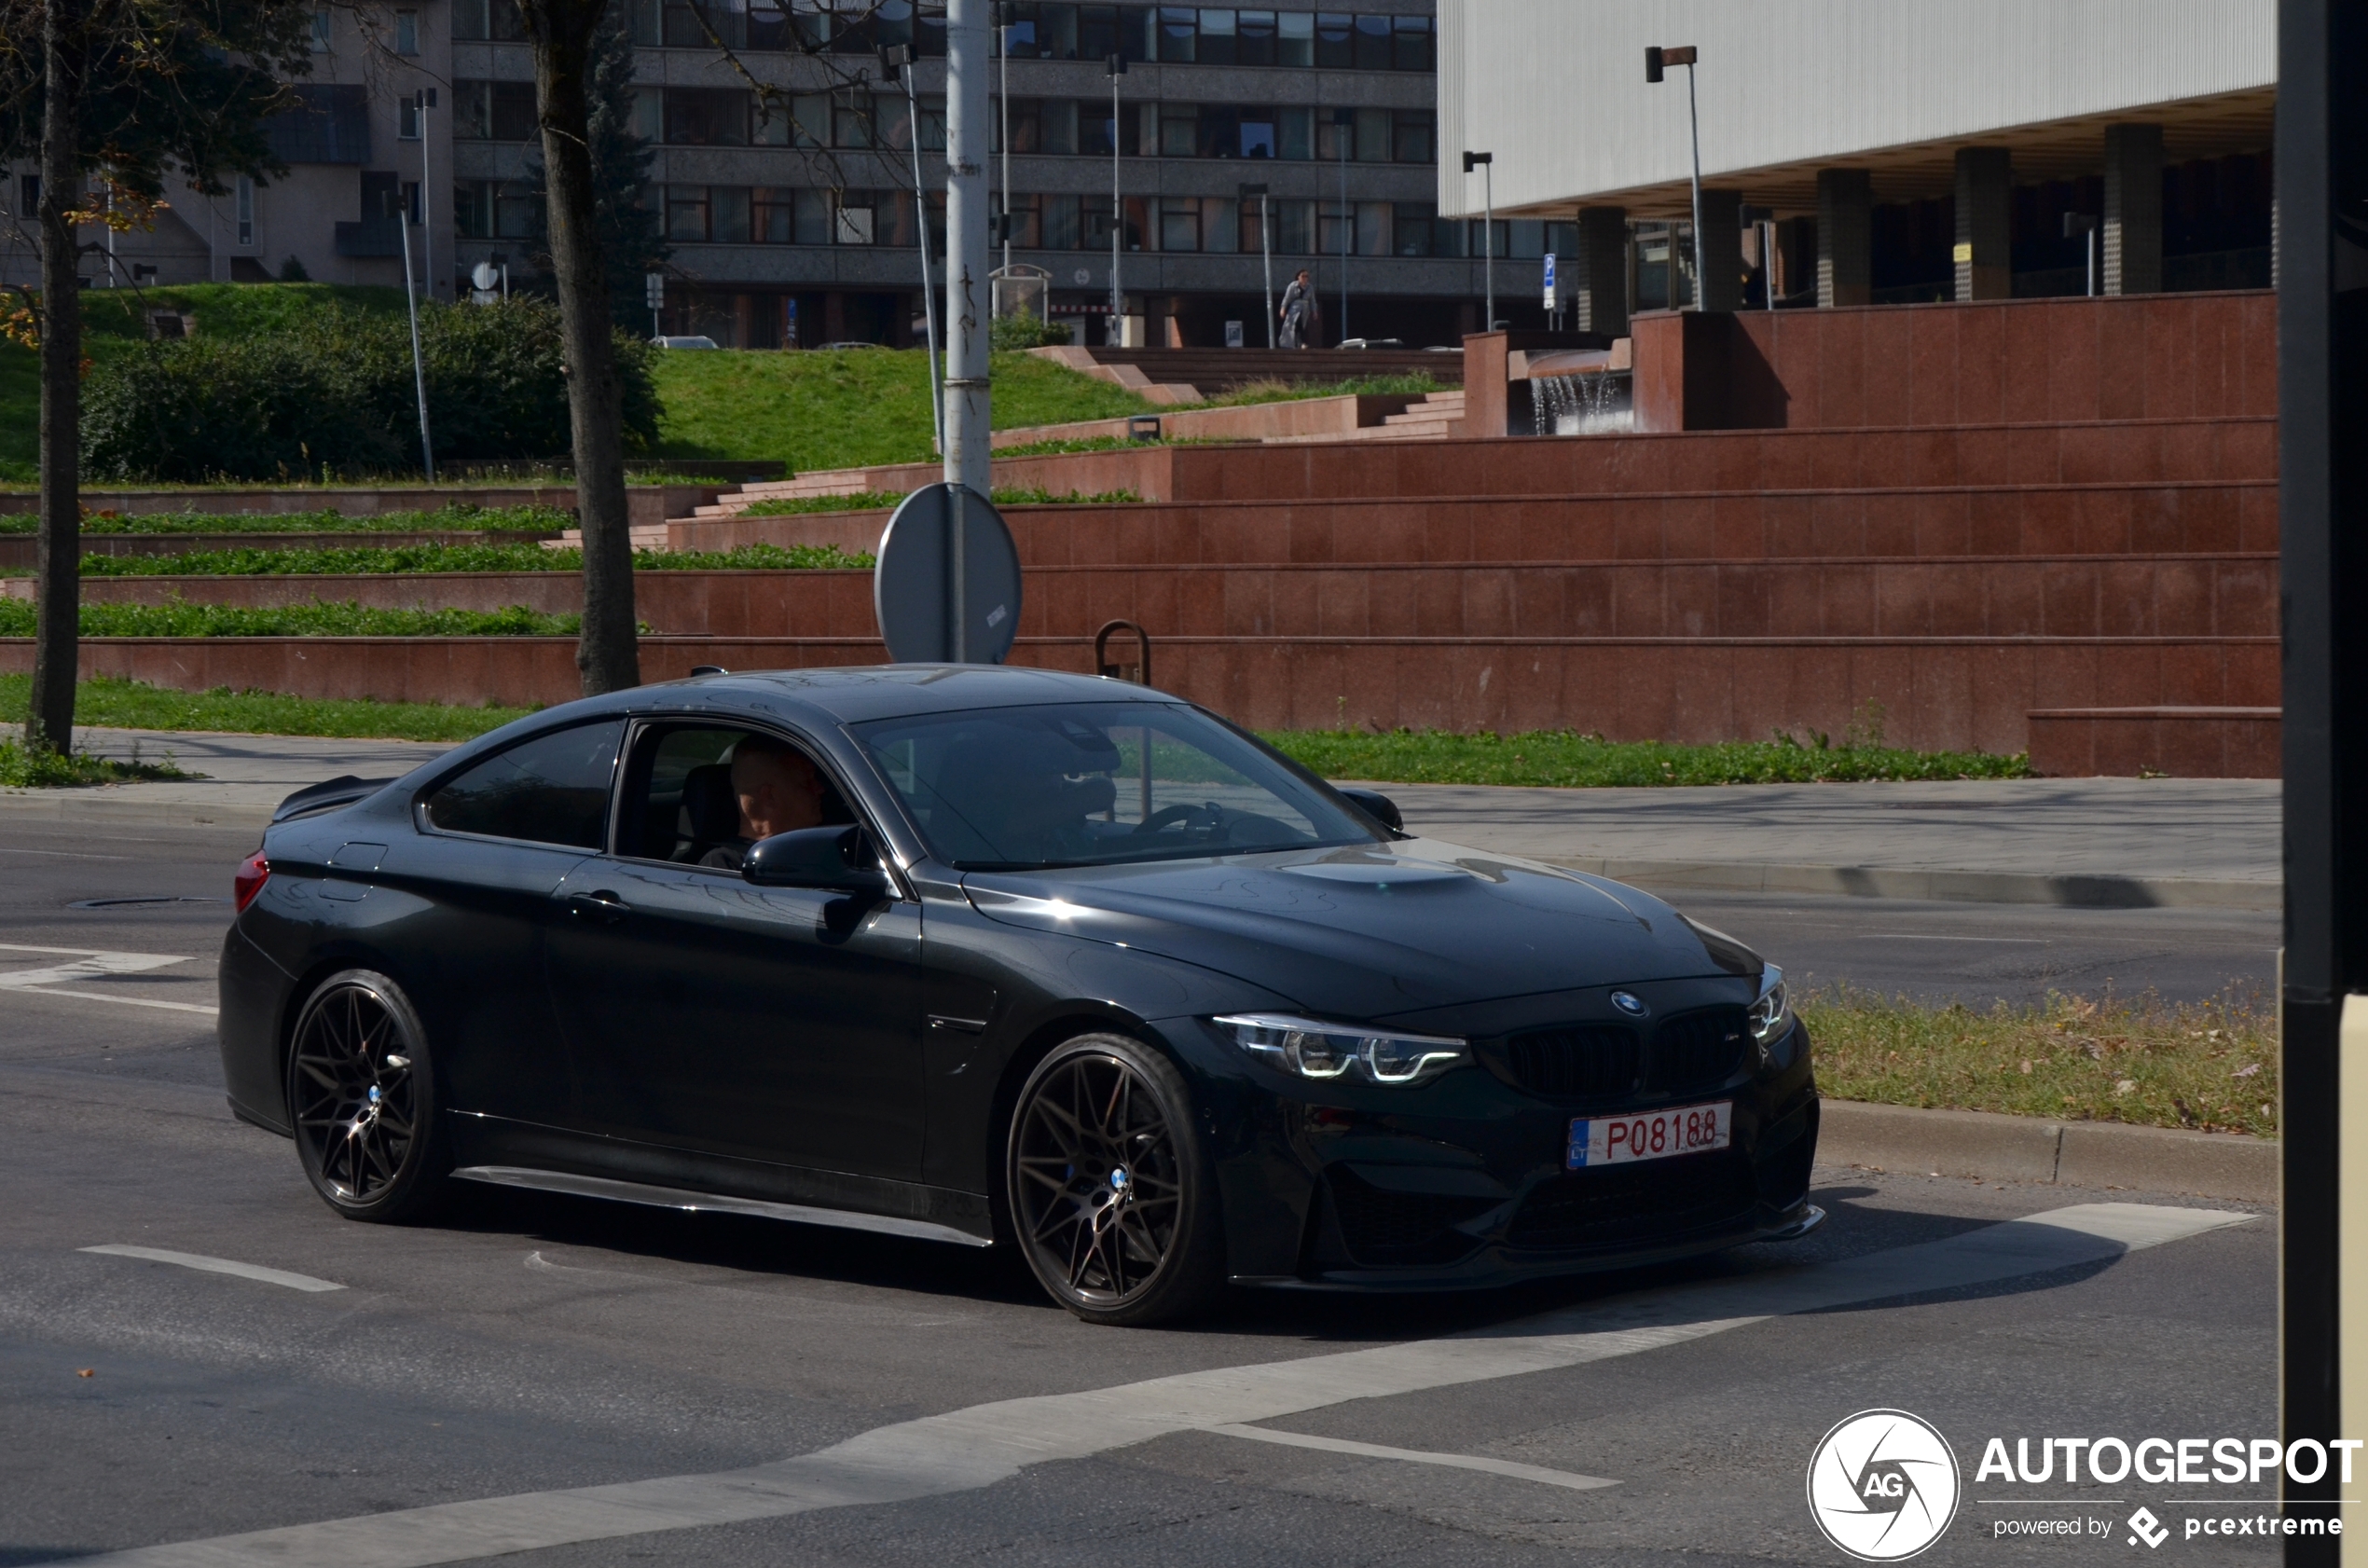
[998,3,1011,276]
[883,45,944,456]
[2064,212,2099,297]
[1333,106,1354,343]
[943,0,991,498]
[1463,149,1493,329]
[1241,183,1272,347]
[1645,45,1703,309]
[1106,52,1125,345]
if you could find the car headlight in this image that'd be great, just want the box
[1214,1013,1469,1086]
[1748,965,1796,1063]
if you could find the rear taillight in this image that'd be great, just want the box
[233,849,269,913]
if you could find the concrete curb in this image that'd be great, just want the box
[1541,857,2276,911]
[1819,1098,2278,1204]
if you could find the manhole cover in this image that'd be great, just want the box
[67,896,232,910]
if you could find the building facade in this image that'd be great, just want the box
[452,0,1489,347]
[2,5,460,298]
[1435,0,2276,330]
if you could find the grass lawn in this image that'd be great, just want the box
[651,348,1155,470]
[1268,727,2031,786]
[0,676,535,743]
[0,736,189,787]
[0,283,417,485]
[1805,983,2276,1138]
[0,602,582,637]
[0,503,574,536]
[70,541,872,576]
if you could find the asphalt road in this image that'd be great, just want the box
[0,816,2286,1566]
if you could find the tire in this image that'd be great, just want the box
[1006,1032,1225,1327]
[286,969,453,1223]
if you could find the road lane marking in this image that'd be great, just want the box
[1205,1423,1618,1491]
[48,1202,2249,1568]
[0,944,214,1016]
[79,1245,345,1294]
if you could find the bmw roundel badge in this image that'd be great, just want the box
[1609,991,1647,1017]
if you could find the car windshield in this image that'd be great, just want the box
[851,701,1382,870]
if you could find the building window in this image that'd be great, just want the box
[19,173,38,215]
[833,90,875,149]
[1158,104,1195,158]
[235,176,255,245]
[668,186,711,241]
[1391,15,1433,72]
[1314,11,1351,68]
[835,193,874,245]
[1317,199,1351,256]
[1234,8,1273,64]
[1154,6,1194,62]
[667,89,750,145]
[402,179,422,225]
[1275,9,1311,65]
[1039,99,1078,155]
[1355,106,1388,163]
[1042,193,1081,248]
[497,184,541,237]
[1275,105,1311,160]
[455,80,540,142]
[399,94,420,140]
[712,185,750,242]
[1352,13,1388,69]
[310,7,331,50]
[998,192,1041,248]
[1159,198,1199,252]
[1273,198,1315,254]
[394,10,419,54]
[1237,108,1274,159]
[1392,109,1433,164]
[632,88,663,142]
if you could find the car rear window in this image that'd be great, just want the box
[422,721,623,848]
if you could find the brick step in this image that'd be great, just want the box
[73,555,2275,643]
[668,480,2279,564]
[0,530,568,570]
[725,415,2278,507]
[2029,707,2280,778]
[4,634,2272,759]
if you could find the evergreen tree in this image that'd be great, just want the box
[527,7,666,336]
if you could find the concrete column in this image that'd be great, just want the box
[1572,205,1628,337]
[2103,121,2164,295]
[1815,169,1871,307]
[1953,146,2012,301]
[1694,188,1743,312]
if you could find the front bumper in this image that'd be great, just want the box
[1157,1011,1822,1292]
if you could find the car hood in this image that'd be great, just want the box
[959,838,1748,1020]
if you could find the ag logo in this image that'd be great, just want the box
[1806,1409,1962,1561]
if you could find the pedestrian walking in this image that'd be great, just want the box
[1278,268,1320,349]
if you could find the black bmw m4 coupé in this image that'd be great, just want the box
[220,666,1821,1325]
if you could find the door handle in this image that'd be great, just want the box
[568,890,631,925]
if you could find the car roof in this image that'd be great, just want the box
[599,664,1175,728]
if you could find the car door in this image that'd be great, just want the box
[542,722,927,1184]
[380,718,624,1125]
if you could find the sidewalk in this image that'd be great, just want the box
[1,729,2283,907]
[1366,777,2279,910]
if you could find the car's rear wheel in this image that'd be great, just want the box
[1007,1034,1224,1326]
[287,969,451,1222]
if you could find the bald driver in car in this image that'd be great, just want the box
[701,734,829,869]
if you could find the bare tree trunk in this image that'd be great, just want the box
[27,0,83,755]
[529,0,638,695]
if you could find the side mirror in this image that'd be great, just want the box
[743,825,889,894]
[1337,787,1404,834]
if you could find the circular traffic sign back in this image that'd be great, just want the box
[874,483,1023,665]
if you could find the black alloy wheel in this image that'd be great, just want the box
[288,970,451,1222]
[1007,1034,1223,1326]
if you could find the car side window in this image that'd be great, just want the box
[618,724,856,867]
[421,721,624,848]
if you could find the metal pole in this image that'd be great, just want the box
[888,48,945,456]
[943,0,991,498]
[998,5,1011,277]
[1483,164,1494,330]
[1262,195,1273,347]
[393,193,434,479]
[1336,112,1350,343]
[1108,56,1124,342]
[1685,61,1704,309]
[419,90,434,298]
[2088,227,2097,298]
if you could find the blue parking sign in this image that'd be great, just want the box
[1543,253,1557,310]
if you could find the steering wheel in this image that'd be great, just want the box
[1127,803,1208,837]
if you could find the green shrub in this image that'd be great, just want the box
[80,297,659,482]
[989,312,1075,351]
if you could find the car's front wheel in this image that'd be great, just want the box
[1007,1033,1224,1326]
[287,969,452,1222]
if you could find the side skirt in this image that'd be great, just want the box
[449,1165,995,1248]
